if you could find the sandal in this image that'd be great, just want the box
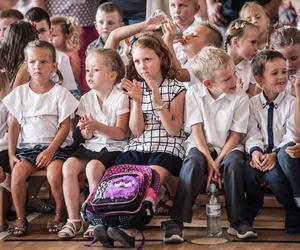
[47,212,66,233]
[57,219,84,239]
[8,217,28,237]
[83,225,94,240]
[27,196,55,213]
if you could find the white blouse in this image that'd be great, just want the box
[77,87,129,152]
[3,83,78,148]
[0,101,8,151]
[235,59,256,92]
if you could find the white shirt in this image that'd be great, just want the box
[185,83,249,154]
[235,60,256,92]
[55,50,77,91]
[0,101,8,151]
[173,19,201,65]
[182,59,201,89]
[77,87,129,152]
[245,91,299,154]
[287,68,300,97]
[3,83,78,148]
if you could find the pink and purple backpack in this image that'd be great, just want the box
[81,164,160,229]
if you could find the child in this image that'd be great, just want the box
[50,15,81,83]
[296,78,300,132]
[245,49,300,234]
[3,40,78,236]
[269,26,300,96]
[0,8,23,41]
[224,19,259,96]
[169,0,201,64]
[163,46,253,243]
[24,7,78,93]
[87,2,123,52]
[99,34,186,247]
[240,1,270,50]
[57,48,129,240]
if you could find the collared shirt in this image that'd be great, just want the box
[76,86,129,152]
[3,83,78,148]
[0,101,8,151]
[185,83,249,154]
[245,91,299,154]
[235,59,256,92]
[125,79,186,159]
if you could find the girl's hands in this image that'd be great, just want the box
[144,77,163,107]
[162,19,177,44]
[79,115,93,139]
[83,114,100,132]
[36,148,55,168]
[121,78,142,104]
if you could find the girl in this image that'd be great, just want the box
[224,19,259,96]
[239,1,270,50]
[3,40,78,236]
[57,48,129,240]
[269,26,300,96]
[101,34,186,248]
[50,15,81,83]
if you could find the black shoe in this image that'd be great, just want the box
[107,227,135,248]
[161,220,184,243]
[94,224,114,247]
[227,222,257,239]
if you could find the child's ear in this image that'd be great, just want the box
[110,71,118,81]
[203,79,212,89]
[254,75,263,86]
[232,37,239,48]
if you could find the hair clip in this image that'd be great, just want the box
[234,21,246,30]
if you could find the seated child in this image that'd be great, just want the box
[163,46,254,243]
[0,8,23,41]
[245,49,300,234]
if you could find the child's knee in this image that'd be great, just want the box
[86,160,105,174]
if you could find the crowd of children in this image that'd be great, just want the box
[0,0,300,248]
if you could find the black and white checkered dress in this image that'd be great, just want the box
[124,79,186,159]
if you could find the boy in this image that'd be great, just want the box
[169,0,201,64]
[87,2,123,51]
[0,8,23,41]
[245,50,300,234]
[162,46,254,243]
[24,7,77,92]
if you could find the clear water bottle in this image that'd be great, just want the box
[206,183,222,237]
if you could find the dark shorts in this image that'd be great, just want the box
[71,146,121,168]
[16,144,74,165]
[0,150,10,173]
[114,150,183,177]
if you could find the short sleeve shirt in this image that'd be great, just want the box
[0,101,8,151]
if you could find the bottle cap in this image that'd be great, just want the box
[209,183,217,193]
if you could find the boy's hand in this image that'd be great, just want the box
[260,152,277,172]
[36,148,55,168]
[250,150,264,170]
[9,155,20,170]
[144,13,166,31]
[285,140,300,158]
[206,158,221,190]
[162,20,177,44]
[121,78,142,104]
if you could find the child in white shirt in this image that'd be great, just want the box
[3,40,78,236]
[245,49,300,234]
[58,48,129,240]
[164,46,254,243]
[224,19,259,97]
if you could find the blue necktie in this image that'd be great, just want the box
[266,102,274,153]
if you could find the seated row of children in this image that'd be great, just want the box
[0,0,299,248]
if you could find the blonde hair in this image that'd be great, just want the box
[191,46,233,81]
[224,19,257,52]
[51,15,81,51]
[240,1,269,21]
[269,26,300,49]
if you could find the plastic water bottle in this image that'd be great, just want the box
[206,183,222,237]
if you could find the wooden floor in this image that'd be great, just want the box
[1,195,300,250]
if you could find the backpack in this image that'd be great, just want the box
[81,164,161,229]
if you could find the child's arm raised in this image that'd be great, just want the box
[8,116,21,169]
[35,117,71,168]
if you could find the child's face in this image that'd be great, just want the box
[209,62,237,94]
[235,26,258,60]
[95,10,123,42]
[0,17,16,41]
[85,53,116,90]
[169,0,198,31]
[132,47,162,82]
[50,24,65,51]
[277,44,300,76]
[182,26,209,58]
[241,7,269,37]
[256,58,288,94]
[26,47,57,83]
[31,20,51,41]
